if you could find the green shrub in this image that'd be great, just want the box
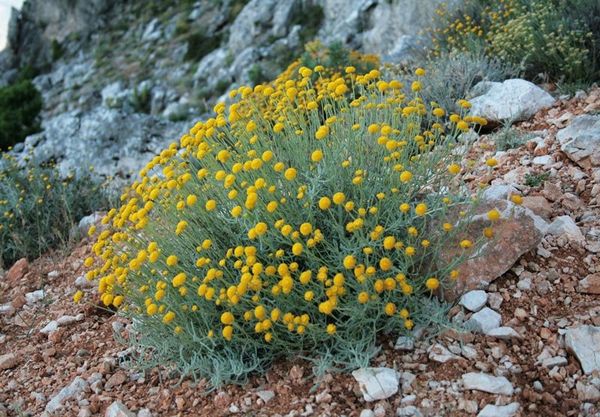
[83,58,497,386]
[300,41,379,75]
[429,0,600,83]
[51,39,65,61]
[0,155,110,267]
[491,123,531,151]
[248,64,268,86]
[184,31,222,62]
[132,86,152,114]
[524,172,550,188]
[174,18,190,36]
[291,2,324,43]
[0,80,43,151]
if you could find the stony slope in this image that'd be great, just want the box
[1,87,599,417]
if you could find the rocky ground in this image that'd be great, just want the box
[1,87,600,417]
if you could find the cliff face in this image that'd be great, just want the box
[6,0,117,69]
[1,0,450,180]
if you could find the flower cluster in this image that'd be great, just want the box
[83,55,495,385]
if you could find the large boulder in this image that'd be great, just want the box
[6,0,118,69]
[228,0,299,55]
[469,79,555,124]
[439,199,547,298]
[557,114,600,169]
[319,0,453,59]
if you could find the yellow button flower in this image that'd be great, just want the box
[220,312,234,325]
[400,171,413,183]
[311,149,323,162]
[284,168,297,181]
[332,192,345,205]
[205,199,217,211]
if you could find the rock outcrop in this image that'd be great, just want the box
[469,79,555,124]
[2,0,457,180]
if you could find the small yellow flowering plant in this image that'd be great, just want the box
[84,56,491,385]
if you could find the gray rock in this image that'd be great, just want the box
[45,376,88,413]
[576,381,600,401]
[75,275,94,289]
[481,184,518,201]
[360,410,375,417]
[547,216,585,243]
[428,343,464,363]
[477,403,520,417]
[79,408,92,417]
[228,0,286,54]
[532,155,554,165]
[57,314,84,326]
[40,320,59,334]
[105,401,136,417]
[459,290,488,312]
[517,277,531,291]
[137,409,153,417]
[469,79,555,123]
[541,356,568,368]
[565,326,600,374]
[101,81,129,109]
[78,212,104,236]
[25,289,45,305]
[394,336,415,351]
[396,406,423,417]
[142,18,162,42]
[467,307,502,334]
[462,372,514,395]
[320,0,444,60]
[14,107,187,183]
[352,367,400,402]
[0,304,15,316]
[557,114,600,169]
[193,47,229,89]
[400,371,416,392]
[256,390,275,403]
[486,327,522,340]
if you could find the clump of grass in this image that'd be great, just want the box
[524,172,550,188]
[0,155,110,267]
[490,122,532,151]
[184,30,222,62]
[132,86,152,114]
[248,64,268,86]
[51,39,65,61]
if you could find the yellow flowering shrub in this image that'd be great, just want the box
[84,56,493,385]
[429,0,599,83]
